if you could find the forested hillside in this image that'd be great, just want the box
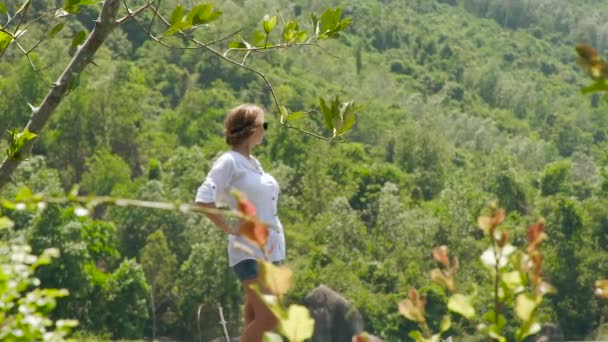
[2,0,608,341]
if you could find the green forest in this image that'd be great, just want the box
[2,0,608,341]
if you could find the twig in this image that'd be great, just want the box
[197,303,204,342]
[218,304,231,342]
[116,1,152,25]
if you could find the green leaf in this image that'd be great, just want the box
[187,4,221,26]
[516,320,542,342]
[49,23,65,38]
[15,186,33,202]
[581,80,608,94]
[263,15,277,34]
[319,97,333,132]
[0,30,13,55]
[311,13,319,35]
[447,294,475,319]
[263,332,283,342]
[186,4,210,24]
[320,8,339,33]
[63,0,95,14]
[228,40,247,49]
[170,5,185,26]
[279,105,289,123]
[0,217,14,230]
[1,199,16,210]
[515,293,541,322]
[0,2,7,14]
[278,304,314,342]
[484,310,507,332]
[408,330,429,342]
[440,315,451,332]
[502,270,524,293]
[250,31,266,46]
[286,111,305,122]
[71,30,87,49]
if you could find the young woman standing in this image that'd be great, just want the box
[195,104,285,342]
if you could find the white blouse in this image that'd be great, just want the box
[195,150,285,266]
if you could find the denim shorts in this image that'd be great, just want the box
[232,259,284,281]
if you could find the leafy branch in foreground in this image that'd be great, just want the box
[0,238,78,341]
[399,205,555,342]
[576,43,608,94]
[576,45,608,302]
[1,186,315,342]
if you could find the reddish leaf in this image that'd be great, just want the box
[232,191,269,249]
[239,220,269,249]
[352,332,370,342]
[576,44,608,80]
[233,191,257,216]
[527,220,547,253]
[492,208,506,226]
[432,245,451,268]
[595,280,608,299]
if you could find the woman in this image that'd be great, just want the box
[195,104,285,342]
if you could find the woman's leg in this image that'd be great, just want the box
[243,291,255,324]
[240,278,279,342]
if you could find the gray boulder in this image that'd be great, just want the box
[302,284,382,342]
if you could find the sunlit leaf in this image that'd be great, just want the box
[170,5,185,25]
[263,332,283,342]
[516,320,542,341]
[440,315,451,332]
[259,261,292,298]
[0,3,6,14]
[447,294,475,319]
[278,304,314,342]
[407,330,432,342]
[250,31,266,46]
[0,216,14,230]
[432,245,451,268]
[286,111,305,122]
[538,281,556,295]
[502,271,524,293]
[228,40,247,49]
[399,289,426,323]
[431,268,454,292]
[515,293,541,321]
[263,15,277,34]
[581,80,608,94]
[0,30,13,55]
[595,279,608,299]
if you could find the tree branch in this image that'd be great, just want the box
[147,6,332,141]
[0,0,122,192]
[116,1,152,25]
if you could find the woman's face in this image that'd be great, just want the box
[250,112,266,146]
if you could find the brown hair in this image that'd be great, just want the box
[224,104,264,147]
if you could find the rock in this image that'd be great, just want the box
[208,337,239,342]
[302,284,382,342]
[529,323,564,342]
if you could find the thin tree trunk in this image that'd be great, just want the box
[0,0,121,191]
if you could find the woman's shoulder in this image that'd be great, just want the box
[212,151,237,167]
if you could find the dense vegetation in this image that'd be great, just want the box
[2,0,608,340]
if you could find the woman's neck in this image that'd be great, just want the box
[232,144,252,158]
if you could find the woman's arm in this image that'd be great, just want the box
[196,201,235,235]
